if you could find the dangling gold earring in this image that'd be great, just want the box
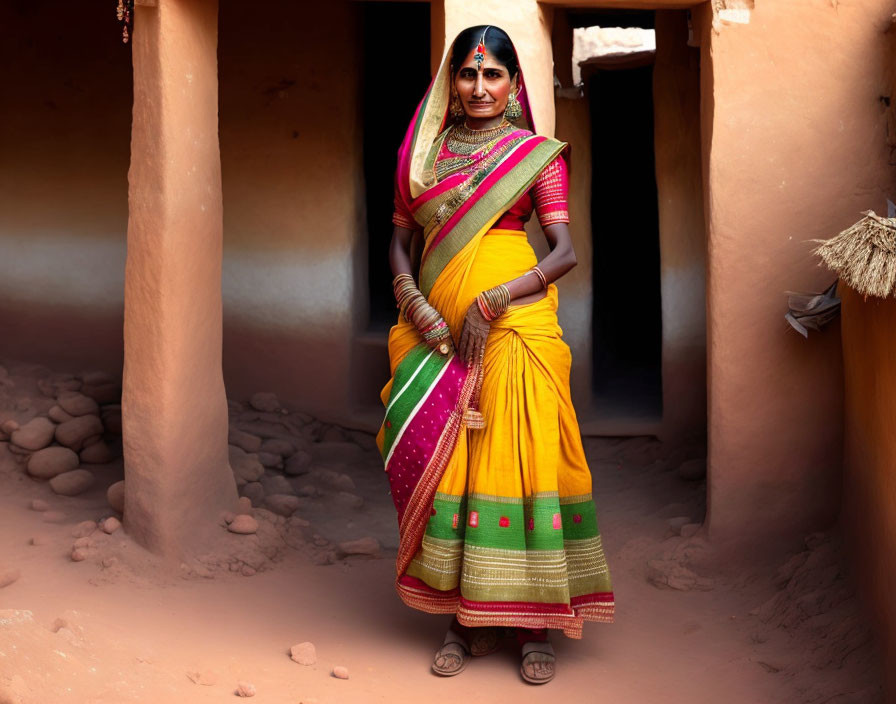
[504,91,523,121]
[450,90,465,120]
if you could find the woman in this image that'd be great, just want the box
[375,25,614,685]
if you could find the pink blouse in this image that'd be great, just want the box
[392,142,570,232]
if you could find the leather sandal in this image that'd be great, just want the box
[431,628,471,676]
[520,640,556,684]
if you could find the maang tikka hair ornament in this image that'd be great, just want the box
[474,26,490,70]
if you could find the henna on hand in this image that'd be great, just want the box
[459,301,491,367]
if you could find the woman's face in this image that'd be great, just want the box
[453,48,517,121]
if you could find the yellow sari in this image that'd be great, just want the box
[376,32,614,640]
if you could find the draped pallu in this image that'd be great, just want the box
[375,35,614,640]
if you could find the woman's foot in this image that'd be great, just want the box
[517,628,555,684]
[431,627,470,676]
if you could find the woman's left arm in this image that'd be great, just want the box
[503,222,577,300]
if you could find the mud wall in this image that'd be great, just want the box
[218,1,365,422]
[700,0,896,555]
[653,10,706,443]
[838,17,896,689]
[839,286,896,690]
[0,4,131,375]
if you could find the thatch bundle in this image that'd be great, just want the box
[812,210,896,298]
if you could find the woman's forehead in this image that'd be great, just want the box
[456,48,508,72]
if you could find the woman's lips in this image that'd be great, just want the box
[469,102,492,109]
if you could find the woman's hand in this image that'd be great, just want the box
[458,300,491,367]
[420,320,456,356]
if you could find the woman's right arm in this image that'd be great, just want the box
[388,225,416,278]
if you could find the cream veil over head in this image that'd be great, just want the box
[405,27,539,199]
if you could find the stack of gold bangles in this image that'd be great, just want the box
[393,273,452,355]
[476,283,511,321]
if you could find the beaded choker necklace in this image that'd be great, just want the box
[446,120,513,156]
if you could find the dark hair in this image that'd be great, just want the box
[450,25,519,80]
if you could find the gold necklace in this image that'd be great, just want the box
[446,120,513,156]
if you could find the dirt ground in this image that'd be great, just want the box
[0,361,884,703]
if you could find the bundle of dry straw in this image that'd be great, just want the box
[812,210,896,298]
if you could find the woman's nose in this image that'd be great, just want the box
[473,71,485,97]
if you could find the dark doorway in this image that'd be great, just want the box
[583,19,663,418]
[362,2,431,331]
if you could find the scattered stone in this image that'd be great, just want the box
[261,474,294,496]
[666,516,691,535]
[240,565,256,577]
[337,537,381,558]
[680,523,701,538]
[236,681,256,697]
[229,446,265,483]
[71,521,97,538]
[102,517,121,534]
[249,392,281,413]
[56,391,99,418]
[55,415,104,452]
[0,419,19,437]
[107,480,125,512]
[290,641,317,665]
[647,558,714,591]
[257,451,283,468]
[41,511,66,523]
[71,548,88,562]
[0,569,21,588]
[10,417,56,451]
[73,537,92,549]
[7,445,31,465]
[316,469,355,492]
[227,514,259,535]
[260,438,295,457]
[102,556,119,568]
[332,665,349,680]
[334,491,364,509]
[48,405,75,423]
[320,425,348,443]
[26,446,80,480]
[236,496,252,515]
[222,512,235,525]
[265,494,300,517]
[240,482,265,507]
[229,429,263,453]
[284,450,312,476]
[80,441,114,464]
[678,458,707,481]
[186,670,217,686]
[297,484,319,498]
[29,499,49,512]
[49,469,96,497]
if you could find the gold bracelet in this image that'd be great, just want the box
[528,266,548,290]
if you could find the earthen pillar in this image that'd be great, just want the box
[122,0,237,559]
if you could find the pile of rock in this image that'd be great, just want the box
[226,392,367,522]
[0,371,123,498]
